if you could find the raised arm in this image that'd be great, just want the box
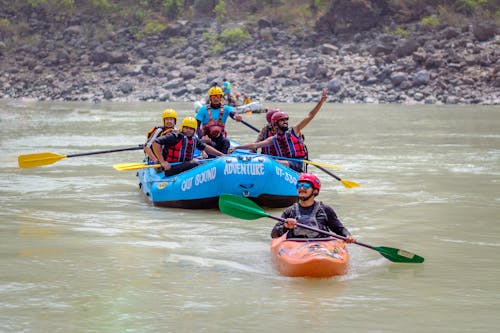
[293,88,327,134]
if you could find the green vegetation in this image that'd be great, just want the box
[384,26,410,37]
[420,15,440,28]
[220,27,250,44]
[0,0,497,40]
[202,32,224,53]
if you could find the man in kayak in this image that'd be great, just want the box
[144,108,178,163]
[196,85,242,156]
[152,116,225,176]
[229,88,327,172]
[271,173,355,242]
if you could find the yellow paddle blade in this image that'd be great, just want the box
[303,160,342,169]
[113,163,161,171]
[18,152,67,169]
[341,179,360,188]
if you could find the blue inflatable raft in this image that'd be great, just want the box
[137,152,299,209]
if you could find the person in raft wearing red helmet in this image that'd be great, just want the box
[271,173,355,242]
[152,117,225,177]
[251,108,280,154]
[229,88,328,172]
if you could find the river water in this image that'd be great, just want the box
[1,100,499,332]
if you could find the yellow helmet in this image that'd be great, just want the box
[208,86,223,96]
[180,116,198,131]
[162,108,177,123]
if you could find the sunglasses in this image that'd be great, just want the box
[296,182,312,190]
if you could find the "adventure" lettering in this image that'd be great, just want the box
[223,163,265,175]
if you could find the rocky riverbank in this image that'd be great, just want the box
[0,13,498,104]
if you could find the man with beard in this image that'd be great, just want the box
[196,85,242,156]
[229,88,327,172]
[271,173,355,242]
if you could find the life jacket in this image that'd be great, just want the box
[291,202,329,238]
[272,129,306,158]
[165,135,196,163]
[146,126,175,140]
[202,104,226,139]
[261,125,278,156]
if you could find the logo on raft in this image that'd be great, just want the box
[223,163,265,175]
[181,167,217,191]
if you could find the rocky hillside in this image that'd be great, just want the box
[0,0,498,104]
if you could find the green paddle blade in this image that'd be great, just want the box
[218,194,269,220]
[374,246,425,263]
[18,152,67,168]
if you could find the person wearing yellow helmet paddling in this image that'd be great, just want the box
[230,88,327,172]
[271,173,355,242]
[144,108,178,163]
[152,116,225,176]
[196,83,243,157]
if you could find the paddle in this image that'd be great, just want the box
[113,158,216,171]
[239,119,261,133]
[313,164,360,188]
[269,155,341,170]
[113,162,163,171]
[218,194,424,264]
[18,145,144,169]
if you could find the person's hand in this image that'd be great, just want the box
[160,161,171,171]
[234,114,243,122]
[228,147,236,153]
[284,218,297,229]
[344,235,355,243]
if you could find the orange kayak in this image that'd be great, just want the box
[270,235,349,278]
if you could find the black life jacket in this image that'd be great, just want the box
[291,201,328,238]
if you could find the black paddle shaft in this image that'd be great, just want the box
[240,119,260,133]
[67,145,144,158]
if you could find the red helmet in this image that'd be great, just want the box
[266,108,281,123]
[298,173,321,191]
[271,111,289,125]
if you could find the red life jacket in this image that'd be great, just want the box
[202,104,226,138]
[165,136,196,162]
[272,129,306,158]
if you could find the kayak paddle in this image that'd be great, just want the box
[218,194,424,264]
[18,145,144,169]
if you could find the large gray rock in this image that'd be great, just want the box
[472,22,497,41]
[413,70,430,86]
